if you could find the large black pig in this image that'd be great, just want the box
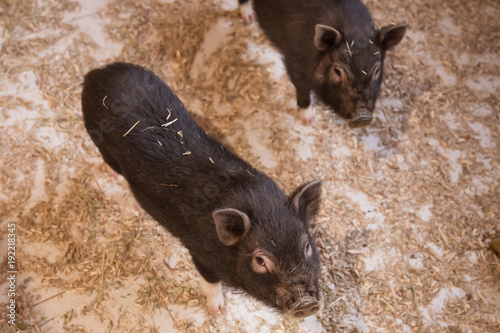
[81,62,323,318]
[239,0,407,127]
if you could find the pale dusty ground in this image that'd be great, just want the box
[0,0,499,332]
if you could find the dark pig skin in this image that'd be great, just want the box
[239,0,408,127]
[81,62,323,318]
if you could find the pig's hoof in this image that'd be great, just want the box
[200,279,226,317]
[239,2,255,23]
[300,105,317,125]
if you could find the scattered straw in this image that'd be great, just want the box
[33,291,66,307]
[123,120,140,137]
[162,118,178,127]
[346,40,353,57]
[102,95,109,109]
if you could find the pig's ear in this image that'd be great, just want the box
[314,24,342,51]
[212,208,251,246]
[291,180,322,222]
[378,23,408,50]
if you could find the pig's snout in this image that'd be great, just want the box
[277,285,322,318]
[348,106,373,128]
[289,296,321,318]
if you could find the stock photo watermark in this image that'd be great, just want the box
[6,221,17,325]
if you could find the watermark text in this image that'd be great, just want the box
[6,222,17,326]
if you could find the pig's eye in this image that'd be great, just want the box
[252,254,274,274]
[255,256,265,266]
[330,65,343,83]
[372,65,381,81]
[305,242,313,258]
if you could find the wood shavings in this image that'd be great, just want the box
[427,246,444,262]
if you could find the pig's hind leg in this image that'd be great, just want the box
[193,258,226,317]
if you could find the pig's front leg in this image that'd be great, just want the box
[199,278,226,317]
[295,87,316,125]
[286,62,316,125]
[299,104,317,126]
[193,258,226,316]
[238,0,255,23]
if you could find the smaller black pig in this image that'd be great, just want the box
[81,62,323,318]
[239,0,407,128]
